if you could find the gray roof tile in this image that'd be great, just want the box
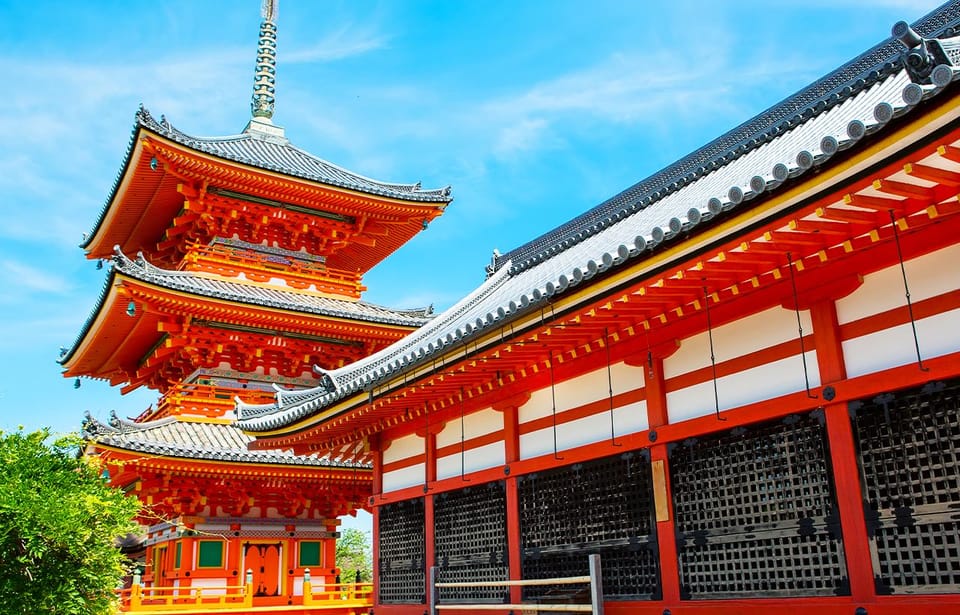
[59,250,432,366]
[82,411,364,468]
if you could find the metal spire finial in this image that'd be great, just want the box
[251,0,279,120]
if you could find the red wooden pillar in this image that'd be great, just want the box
[494,393,528,605]
[810,299,875,603]
[641,354,681,604]
[627,344,680,605]
[369,435,382,607]
[424,429,437,601]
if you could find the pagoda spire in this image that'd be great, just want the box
[252,0,278,119]
[245,0,285,138]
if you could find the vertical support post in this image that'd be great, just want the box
[244,569,254,607]
[302,568,313,606]
[811,299,875,603]
[369,434,382,609]
[424,429,437,604]
[130,572,143,609]
[642,354,681,603]
[588,554,604,615]
[502,403,523,605]
[428,565,439,615]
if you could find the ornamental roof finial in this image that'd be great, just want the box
[251,0,279,121]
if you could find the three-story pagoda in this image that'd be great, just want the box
[61,2,451,611]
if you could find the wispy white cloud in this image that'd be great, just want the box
[0,260,71,295]
[286,25,389,63]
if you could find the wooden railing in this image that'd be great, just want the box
[181,242,365,298]
[153,382,278,418]
[118,581,252,611]
[428,555,604,614]
[302,569,373,606]
[116,569,374,613]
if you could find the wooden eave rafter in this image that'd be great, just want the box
[248,104,960,456]
[143,135,446,273]
[97,446,371,519]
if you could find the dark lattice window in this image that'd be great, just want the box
[434,481,508,603]
[852,379,960,593]
[669,412,848,599]
[378,498,425,604]
[518,451,660,600]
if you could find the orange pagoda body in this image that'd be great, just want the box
[238,7,960,615]
[63,6,451,614]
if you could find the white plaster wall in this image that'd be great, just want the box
[519,401,649,459]
[382,463,424,493]
[518,362,644,424]
[836,244,960,325]
[292,576,304,596]
[436,408,502,448]
[665,306,813,379]
[437,441,505,480]
[383,433,424,465]
[843,308,960,377]
[667,350,819,423]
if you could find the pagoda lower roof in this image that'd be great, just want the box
[82,411,363,469]
[236,6,960,435]
[59,249,432,370]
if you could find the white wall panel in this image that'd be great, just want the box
[519,402,649,460]
[665,307,812,379]
[836,244,960,325]
[667,351,819,423]
[843,308,960,377]
[383,463,424,493]
[383,433,424,465]
[436,442,505,480]
[437,408,502,448]
[518,362,644,424]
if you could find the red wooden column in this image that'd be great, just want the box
[369,435,382,608]
[628,346,680,604]
[648,358,681,604]
[423,429,438,601]
[494,392,529,605]
[810,298,875,603]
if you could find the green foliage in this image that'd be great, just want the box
[335,527,372,584]
[0,428,140,615]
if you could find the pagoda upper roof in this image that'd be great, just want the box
[59,249,433,379]
[236,4,960,435]
[83,411,363,468]
[80,107,452,265]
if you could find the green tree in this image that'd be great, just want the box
[0,428,140,615]
[335,527,372,584]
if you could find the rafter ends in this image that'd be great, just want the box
[873,178,935,201]
[937,144,960,163]
[904,162,960,186]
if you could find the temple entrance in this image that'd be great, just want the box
[243,542,282,597]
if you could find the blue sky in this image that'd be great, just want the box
[0,0,945,438]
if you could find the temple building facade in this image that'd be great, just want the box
[62,2,450,612]
[238,4,960,615]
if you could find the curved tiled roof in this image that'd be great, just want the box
[237,8,960,432]
[58,249,433,366]
[82,411,364,468]
[80,106,452,251]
